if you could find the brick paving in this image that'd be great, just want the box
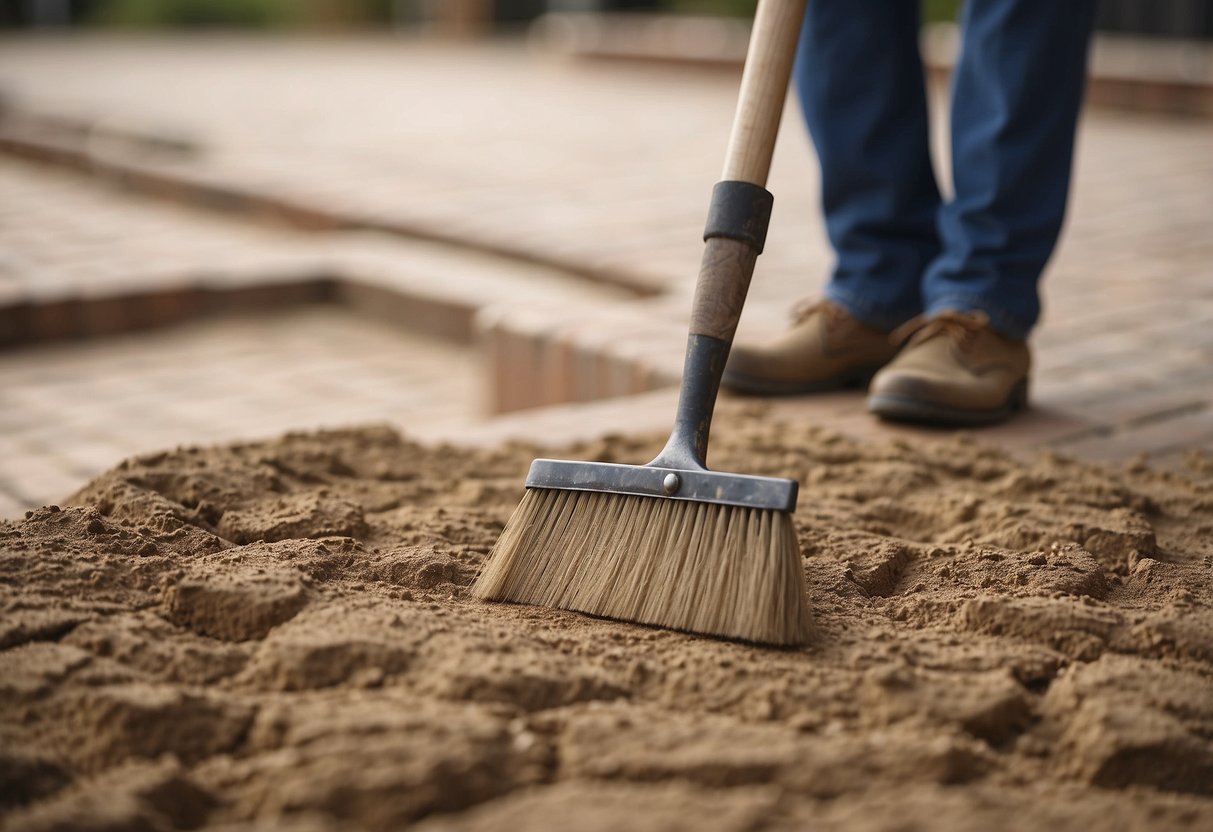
[0,307,479,515]
[1,35,1211,515]
[0,158,626,515]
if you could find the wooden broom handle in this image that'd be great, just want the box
[722,0,806,185]
[689,0,806,342]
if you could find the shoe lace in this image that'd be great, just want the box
[890,310,989,352]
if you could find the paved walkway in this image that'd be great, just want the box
[1,35,1211,514]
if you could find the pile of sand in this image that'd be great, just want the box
[2,407,1211,830]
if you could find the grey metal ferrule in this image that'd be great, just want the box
[524,458,798,513]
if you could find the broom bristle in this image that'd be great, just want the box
[473,488,812,645]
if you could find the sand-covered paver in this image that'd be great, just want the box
[2,411,1211,830]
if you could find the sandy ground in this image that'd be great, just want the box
[2,404,1212,831]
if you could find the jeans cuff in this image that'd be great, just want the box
[924,295,1034,340]
[824,286,920,333]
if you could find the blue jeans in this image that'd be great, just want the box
[796,0,1096,339]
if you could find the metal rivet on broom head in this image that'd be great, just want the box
[474,0,812,646]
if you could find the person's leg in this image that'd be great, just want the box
[923,0,1097,339]
[797,0,940,332]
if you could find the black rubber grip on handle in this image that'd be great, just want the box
[703,180,775,254]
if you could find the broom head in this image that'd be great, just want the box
[473,459,812,646]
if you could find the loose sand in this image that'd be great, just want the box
[2,405,1212,830]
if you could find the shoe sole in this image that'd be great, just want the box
[867,378,1029,427]
[721,367,879,397]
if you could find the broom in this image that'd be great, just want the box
[474,0,812,645]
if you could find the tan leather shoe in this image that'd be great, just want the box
[723,300,901,395]
[867,311,1030,425]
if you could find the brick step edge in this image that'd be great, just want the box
[0,250,685,418]
[476,299,685,414]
